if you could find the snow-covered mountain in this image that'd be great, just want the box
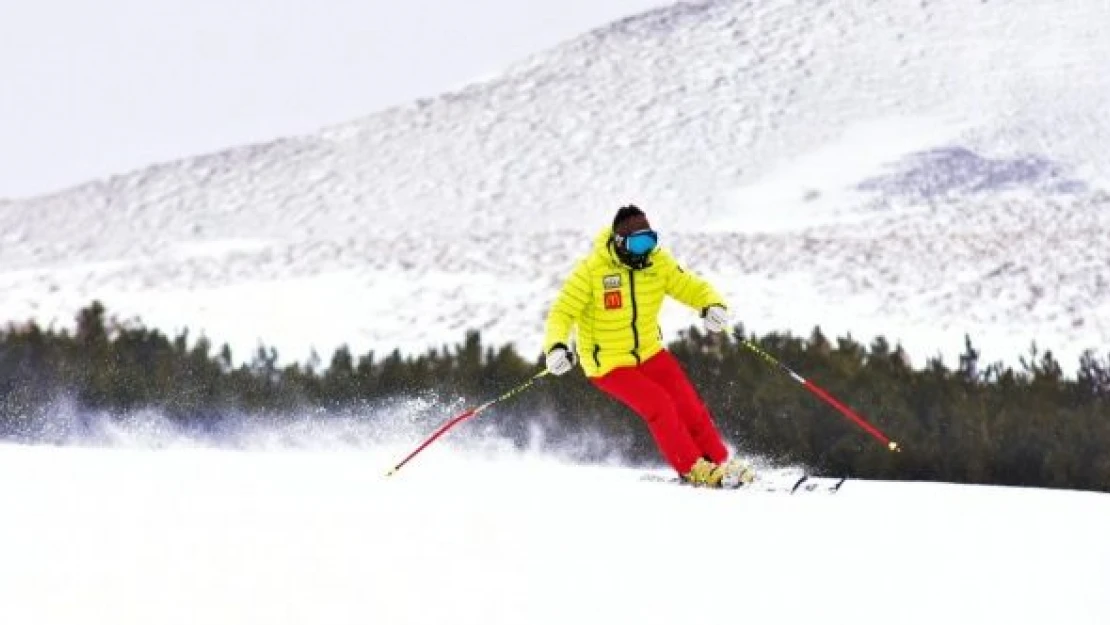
[3,0,1109,367]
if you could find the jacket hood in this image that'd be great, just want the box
[592,227,615,253]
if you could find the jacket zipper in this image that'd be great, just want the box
[629,269,640,364]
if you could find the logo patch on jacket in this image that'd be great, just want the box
[603,290,623,310]
[603,274,621,289]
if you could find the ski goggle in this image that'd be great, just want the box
[617,229,658,256]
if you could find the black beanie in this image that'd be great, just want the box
[613,205,646,229]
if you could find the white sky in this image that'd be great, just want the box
[0,0,668,198]
[1,442,1108,625]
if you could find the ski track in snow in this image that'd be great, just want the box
[2,0,1109,370]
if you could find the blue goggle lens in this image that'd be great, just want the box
[624,230,658,255]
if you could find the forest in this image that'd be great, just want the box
[1,301,1108,492]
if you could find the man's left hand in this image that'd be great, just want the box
[703,305,730,333]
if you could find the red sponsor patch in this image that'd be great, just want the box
[604,290,623,310]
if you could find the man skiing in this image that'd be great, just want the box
[543,205,754,488]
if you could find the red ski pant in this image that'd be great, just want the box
[591,350,728,475]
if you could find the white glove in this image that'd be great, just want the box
[545,343,577,376]
[702,305,730,333]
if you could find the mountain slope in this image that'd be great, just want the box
[2,0,1108,366]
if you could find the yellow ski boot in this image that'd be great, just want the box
[682,458,725,487]
[718,457,757,488]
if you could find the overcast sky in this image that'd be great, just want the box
[0,0,667,198]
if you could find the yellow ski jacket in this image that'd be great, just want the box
[543,227,727,378]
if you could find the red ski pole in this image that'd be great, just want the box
[737,334,901,452]
[385,369,550,476]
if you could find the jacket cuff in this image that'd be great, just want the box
[700,304,726,317]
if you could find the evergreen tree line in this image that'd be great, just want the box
[2,301,1108,492]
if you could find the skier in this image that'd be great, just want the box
[542,205,754,487]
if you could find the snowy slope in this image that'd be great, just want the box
[2,0,1109,367]
[1,442,1108,625]
[0,0,676,198]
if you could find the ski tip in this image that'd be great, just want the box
[789,475,809,494]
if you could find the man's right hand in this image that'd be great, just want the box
[545,343,577,376]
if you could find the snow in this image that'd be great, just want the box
[0,0,674,198]
[4,0,1109,372]
[2,3,1107,623]
[0,441,1107,625]
[714,116,970,233]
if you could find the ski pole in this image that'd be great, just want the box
[385,369,550,476]
[735,332,901,452]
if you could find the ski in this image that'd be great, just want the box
[641,472,847,494]
[788,474,847,494]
